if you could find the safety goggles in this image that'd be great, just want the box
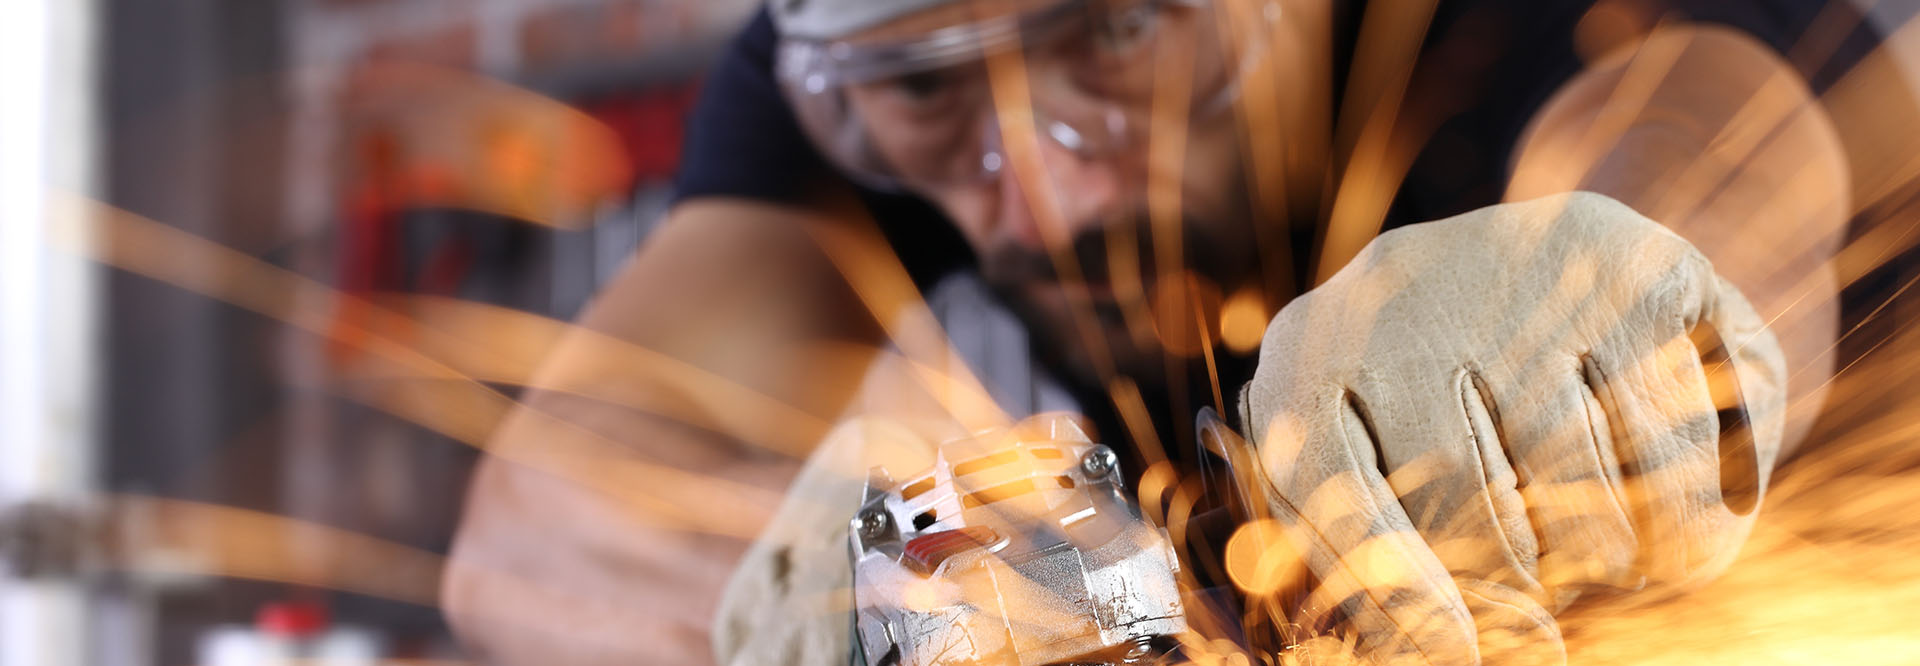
[775,0,1281,192]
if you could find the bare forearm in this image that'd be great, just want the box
[442,198,887,663]
[442,389,807,665]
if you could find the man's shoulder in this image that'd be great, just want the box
[672,7,828,207]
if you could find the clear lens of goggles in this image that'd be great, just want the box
[776,0,1278,191]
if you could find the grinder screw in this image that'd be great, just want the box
[857,508,891,541]
[1081,445,1118,478]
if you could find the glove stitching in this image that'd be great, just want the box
[1455,580,1564,664]
[1577,355,1631,511]
[1304,386,1454,664]
[1457,367,1548,588]
[1341,390,1396,495]
[1579,353,1646,587]
[1260,385,1453,663]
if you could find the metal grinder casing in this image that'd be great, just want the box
[848,416,1189,666]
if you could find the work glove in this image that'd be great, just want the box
[712,418,938,666]
[1239,192,1787,664]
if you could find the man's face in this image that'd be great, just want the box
[929,108,1265,384]
[841,0,1334,384]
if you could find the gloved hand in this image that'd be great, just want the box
[712,417,939,666]
[1239,192,1787,664]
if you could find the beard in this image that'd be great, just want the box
[974,212,1264,388]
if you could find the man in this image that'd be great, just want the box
[443,0,1885,663]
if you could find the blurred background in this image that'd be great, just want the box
[5,0,756,663]
[7,0,1920,664]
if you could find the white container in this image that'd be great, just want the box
[196,602,381,666]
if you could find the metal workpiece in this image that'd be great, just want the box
[849,415,1187,666]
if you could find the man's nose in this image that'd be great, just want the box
[993,122,1125,251]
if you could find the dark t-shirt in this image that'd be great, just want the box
[672,8,975,290]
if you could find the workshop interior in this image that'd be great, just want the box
[6,0,1920,664]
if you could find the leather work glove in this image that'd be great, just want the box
[712,418,938,666]
[1239,192,1787,664]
